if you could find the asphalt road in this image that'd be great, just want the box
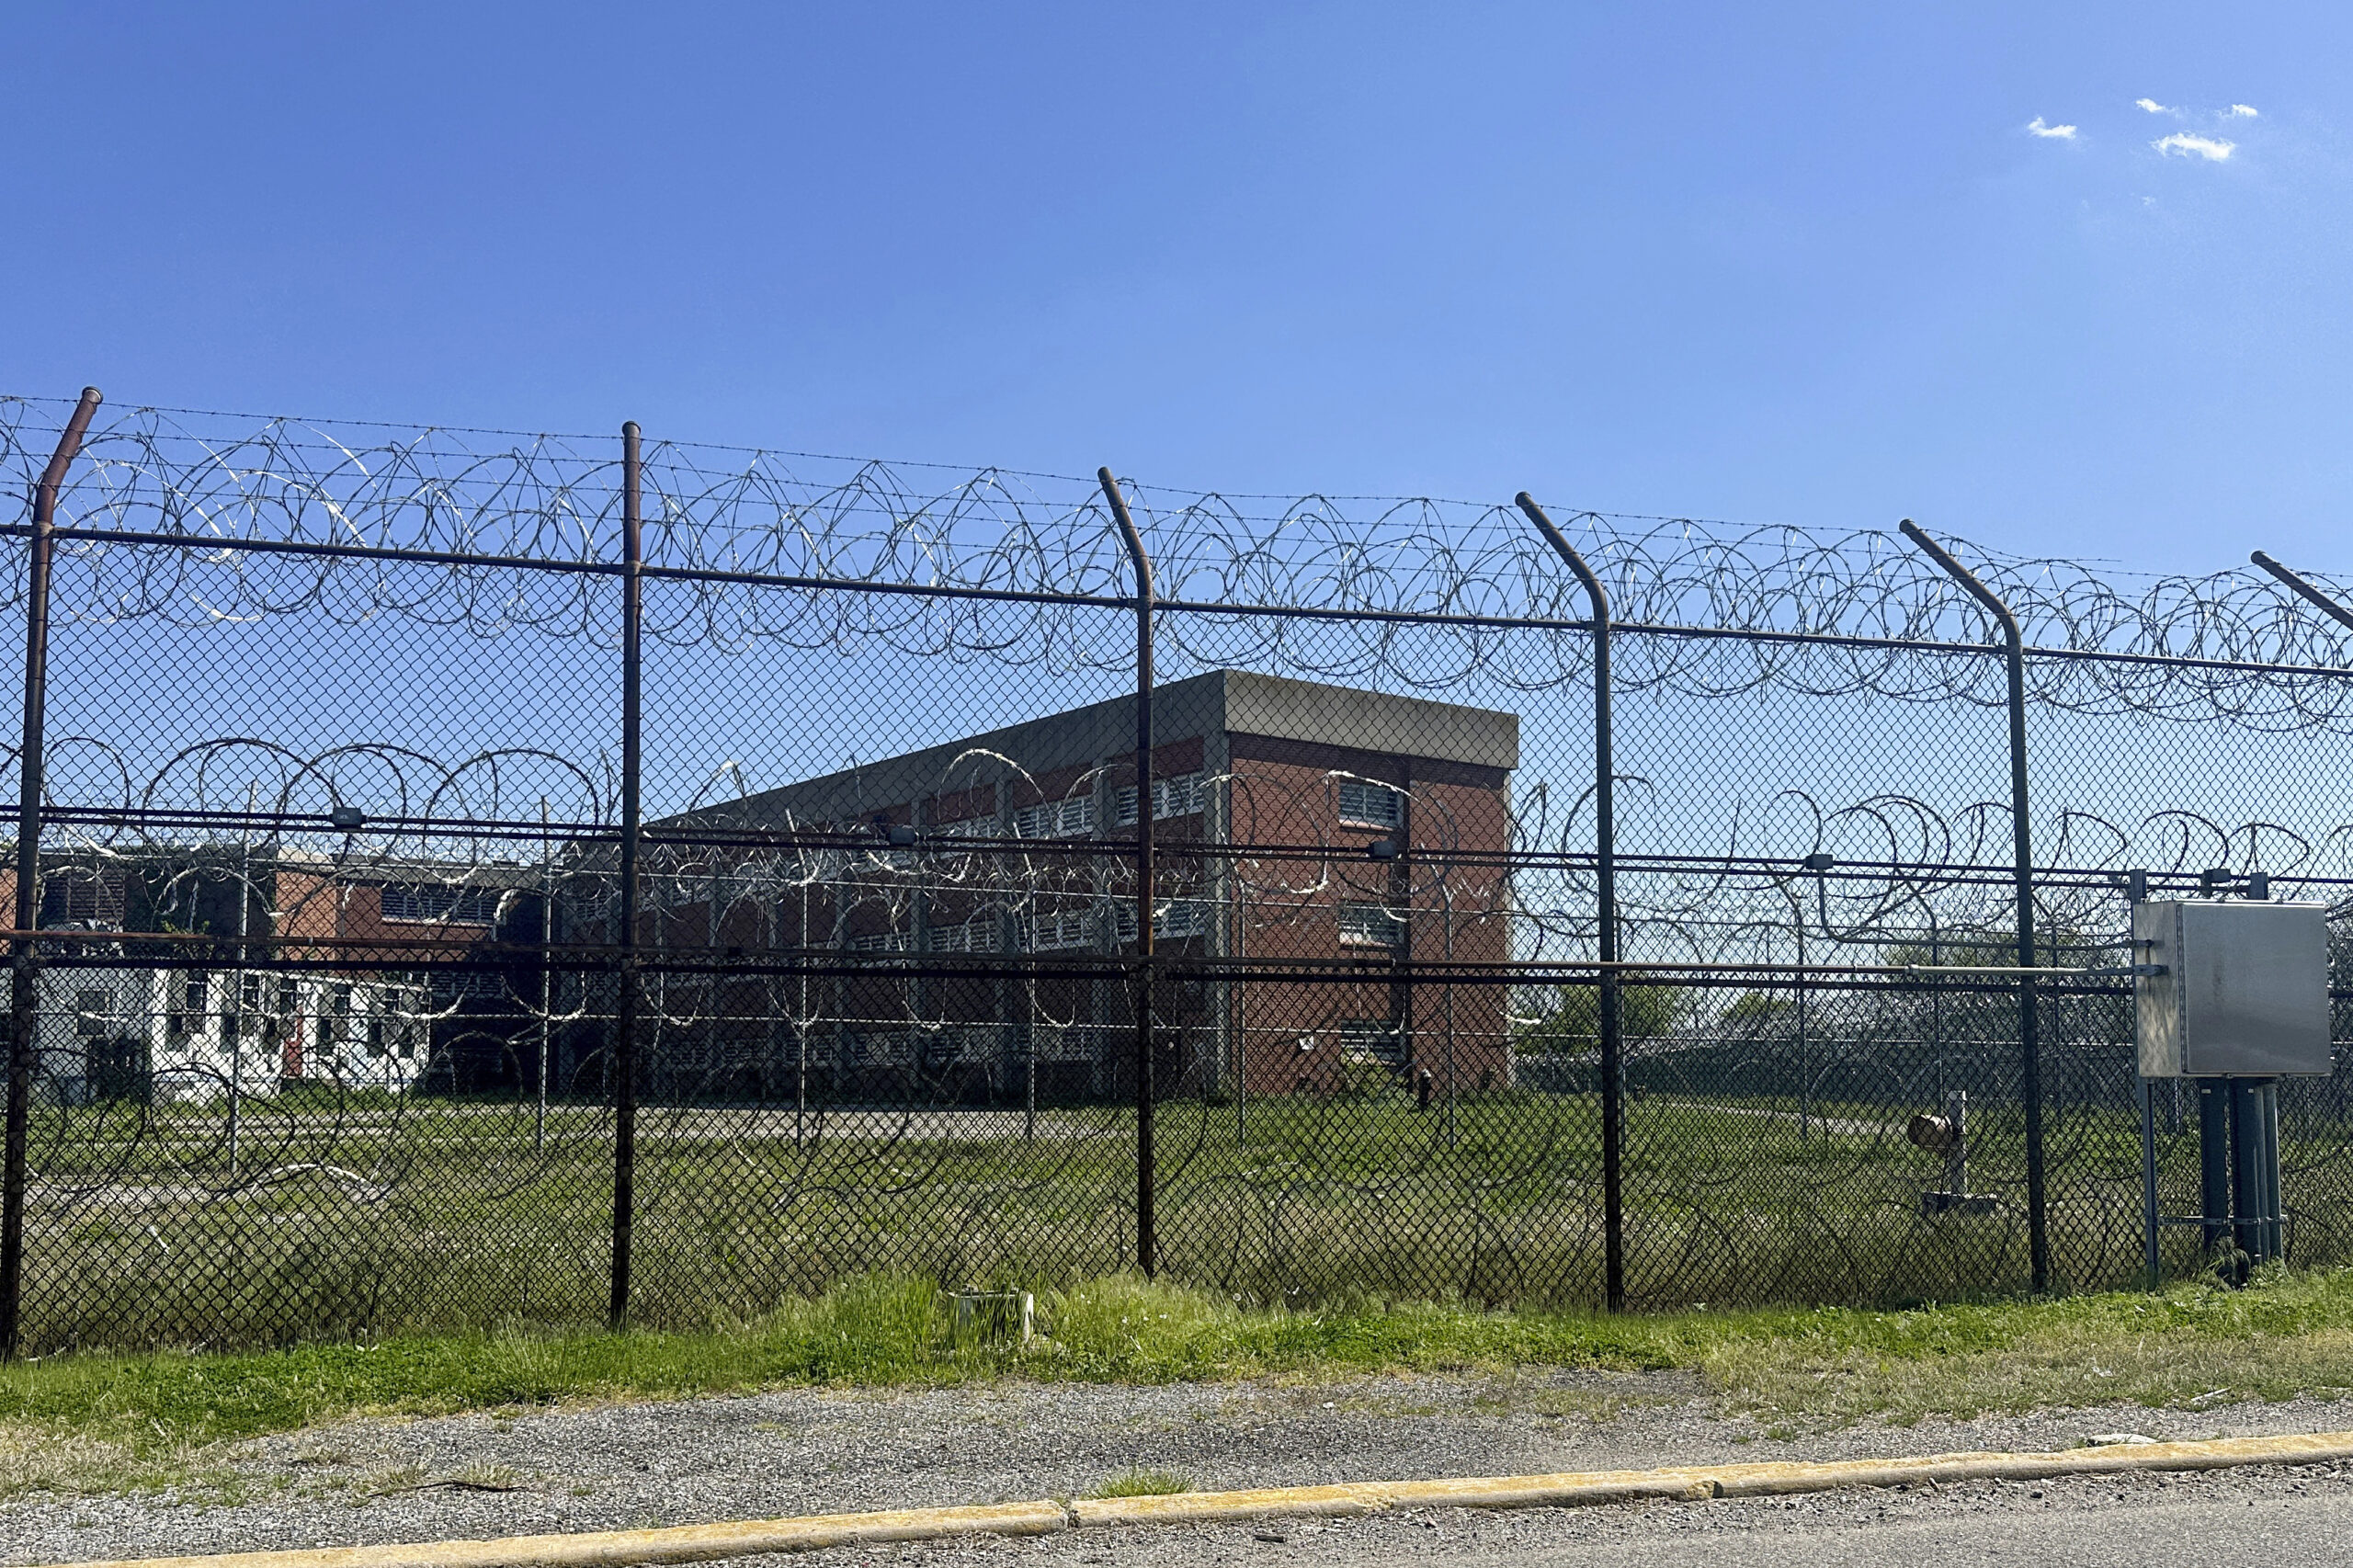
[13,1373,2353,1567]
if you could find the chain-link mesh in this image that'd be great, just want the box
[3,392,2351,1350]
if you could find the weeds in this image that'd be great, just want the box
[8,1267,2353,1498]
[1088,1468,1192,1498]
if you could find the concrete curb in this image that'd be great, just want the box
[50,1429,2353,1568]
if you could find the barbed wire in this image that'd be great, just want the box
[6,399,2353,726]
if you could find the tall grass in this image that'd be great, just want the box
[16,1267,2353,1485]
[23,1095,2353,1352]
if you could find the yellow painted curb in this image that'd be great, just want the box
[49,1428,2353,1568]
[46,1500,1068,1568]
[1075,1428,2353,1527]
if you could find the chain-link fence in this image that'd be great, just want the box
[5,388,2353,1352]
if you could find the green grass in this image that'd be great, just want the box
[1088,1467,1192,1498]
[37,1090,2339,1352]
[15,1266,2353,1498]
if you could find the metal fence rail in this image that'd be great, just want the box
[6,388,2353,1353]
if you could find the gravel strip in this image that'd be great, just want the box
[6,1376,2351,1565]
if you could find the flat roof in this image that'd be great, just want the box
[670,670,1518,830]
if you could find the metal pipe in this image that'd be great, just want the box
[2198,1078,2231,1259]
[2250,551,2353,634]
[1098,468,1157,1278]
[1898,519,2047,1293]
[2139,1075,2161,1290]
[1,387,100,1360]
[610,421,642,1331]
[1517,493,1625,1312]
[538,797,552,1151]
[230,780,256,1175]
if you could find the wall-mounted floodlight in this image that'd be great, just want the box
[873,813,916,848]
[327,805,365,830]
[1366,839,1400,861]
[1802,852,1834,872]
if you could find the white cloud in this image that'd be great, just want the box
[2027,117,2078,140]
[2226,103,2260,118]
[2154,131,2235,161]
[2135,97,2170,113]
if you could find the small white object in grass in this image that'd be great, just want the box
[2084,1433,2158,1447]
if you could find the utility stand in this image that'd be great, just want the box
[2134,890,2321,1288]
[1912,1088,1998,1216]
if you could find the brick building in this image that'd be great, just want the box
[653,670,1519,1103]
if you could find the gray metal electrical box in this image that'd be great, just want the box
[2134,900,2331,1077]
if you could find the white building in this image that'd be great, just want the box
[37,961,431,1103]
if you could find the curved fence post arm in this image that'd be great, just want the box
[1098,468,1157,1278]
[3,385,102,1361]
[1898,518,2048,1294]
[2251,551,2353,635]
[1516,492,1624,1312]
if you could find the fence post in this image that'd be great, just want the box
[1516,494,1624,1312]
[2250,551,2353,633]
[1097,469,1156,1277]
[610,421,643,1330]
[2,386,101,1361]
[1898,520,2047,1293]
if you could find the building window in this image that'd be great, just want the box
[1338,902,1408,948]
[1341,1019,1406,1064]
[1012,797,1096,839]
[318,983,354,1062]
[848,929,913,953]
[44,870,122,925]
[380,883,501,924]
[1154,900,1209,939]
[926,917,996,953]
[168,971,210,1043]
[1113,772,1207,827]
[428,971,510,1002]
[1024,907,1095,950]
[936,814,994,838]
[73,989,108,1041]
[1096,900,1212,945]
[1337,780,1404,829]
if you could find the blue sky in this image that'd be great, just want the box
[3,2,2346,576]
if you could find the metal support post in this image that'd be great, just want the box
[1099,468,1156,1278]
[1941,1088,1970,1196]
[2251,551,2353,633]
[2231,1077,2282,1266]
[538,798,553,1151]
[1518,494,1624,1312]
[610,421,643,1330]
[1,389,100,1358]
[1899,521,2048,1293]
[2198,1078,2231,1259]
[2139,1075,2161,1290]
[1,387,100,1361]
